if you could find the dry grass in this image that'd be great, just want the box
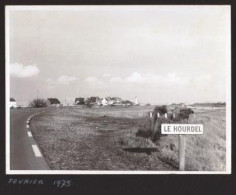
[64,105,155,118]
[156,109,226,171]
[29,106,226,171]
[30,106,175,170]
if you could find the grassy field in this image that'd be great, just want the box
[156,109,226,171]
[29,106,226,171]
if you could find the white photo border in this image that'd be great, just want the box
[5,5,231,175]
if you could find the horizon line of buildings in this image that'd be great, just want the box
[9,96,141,108]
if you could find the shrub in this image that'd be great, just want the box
[175,108,194,121]
[29,98,47,108]
[154,105,167,115]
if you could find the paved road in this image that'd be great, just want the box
[10,108,50,170]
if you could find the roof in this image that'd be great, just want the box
[10,98,16,102]
[88,97,98,102]
[47,98,60,104]
[75,98,84,102]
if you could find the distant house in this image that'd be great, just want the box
[105,97,113,105]
[75,98,85,105]
[102,98,108,106]
[46,98,61,106]
[108,97,123,106]
[113,97,122,103]
[134,96,140,106]
[10,98,17,108]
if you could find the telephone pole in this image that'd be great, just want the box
[37,89,39,107]
[65,94,67,106]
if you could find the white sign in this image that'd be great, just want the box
[161,124,203,135]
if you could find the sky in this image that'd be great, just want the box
[8,6,230,106]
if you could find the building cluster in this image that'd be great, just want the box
[9,96,140,108]
[75,96,140,106]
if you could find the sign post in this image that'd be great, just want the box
[161,124,203,171]
[173,113,176,118]
[150,112,152,118]
[178,135,185,171]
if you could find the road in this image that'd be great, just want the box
[10,108,50,170]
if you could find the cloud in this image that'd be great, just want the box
[57,75,78,85]
[85,72,188,88]
[85,76,106,87]
[46,75,78,86]
[10,63,39,78]
[109,72,188,85]
[125,72,146,83]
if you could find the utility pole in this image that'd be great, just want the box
[37,89,39,107]
[65,94,67,106]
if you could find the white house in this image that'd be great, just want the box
[134,96,140,106]
[106,97,114,105]
[102,98,108,106]
[10,98,17,108]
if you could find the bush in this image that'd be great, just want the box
[175,108,194,121]
[29,98,47,108]
[154,105,167,115]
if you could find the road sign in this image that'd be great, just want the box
[161,124,203,135]
[161,124,203,171]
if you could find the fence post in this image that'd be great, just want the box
[173,113,176,118]
[164,113,167,118]
[179,135,186,171]
[157,112,160,118]
[150,112,152,118]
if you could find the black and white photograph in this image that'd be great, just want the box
[6,5,231,174]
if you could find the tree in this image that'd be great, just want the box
[29,98,47,108]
